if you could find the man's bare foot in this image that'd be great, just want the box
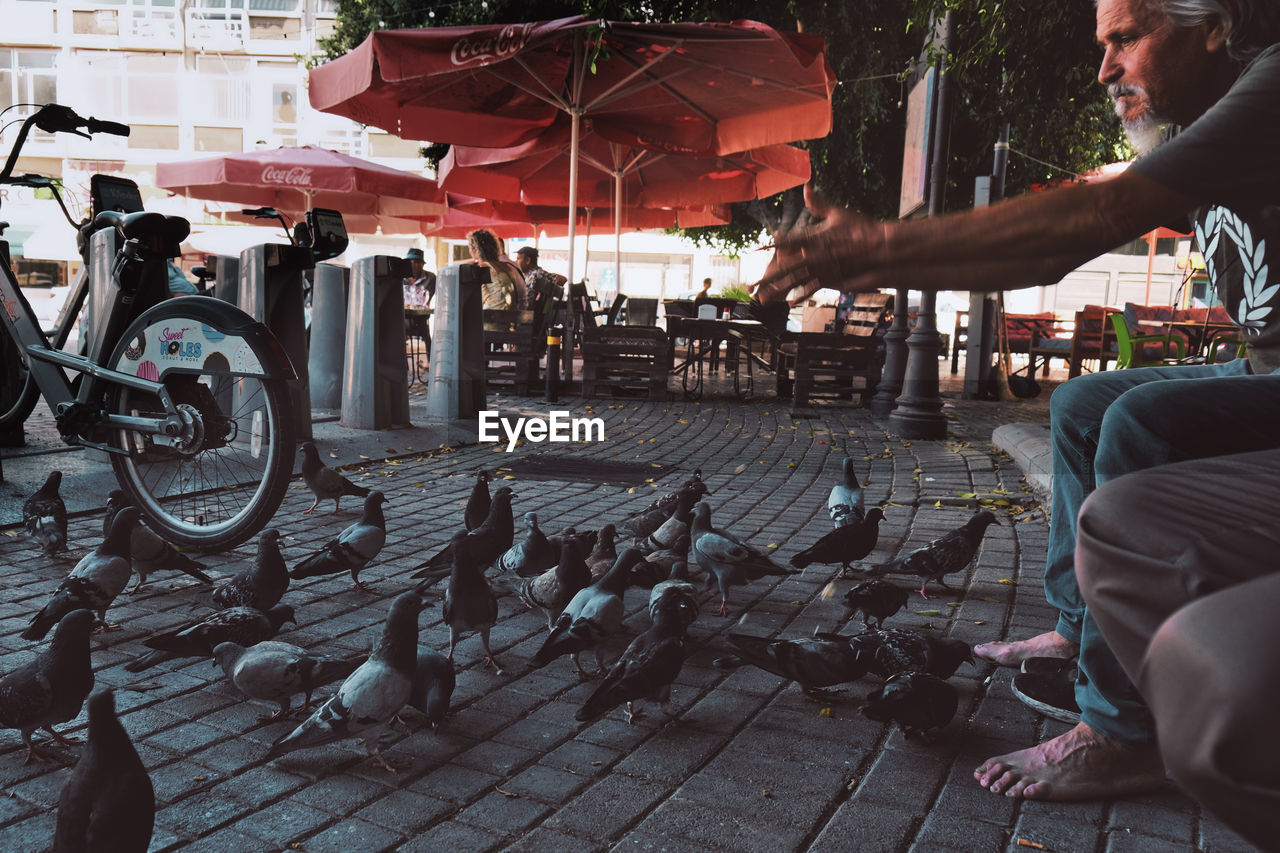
[974,722,1165,799]
[974,631,1077,667]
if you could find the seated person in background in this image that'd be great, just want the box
[166,259,200,296]
[694,276,713,305]
[468,228,524,331]
[402,247,436,308]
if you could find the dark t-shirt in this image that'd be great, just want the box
[1132,43,1280,370]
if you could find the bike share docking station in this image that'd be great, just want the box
[238,242,314,440]
[339,256,412,430]
[427,262,487,422]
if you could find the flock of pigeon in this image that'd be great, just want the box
[8,449,1000,850]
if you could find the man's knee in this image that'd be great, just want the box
[1076,474,1155,588]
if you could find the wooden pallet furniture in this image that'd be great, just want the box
[581,325,671,401]
[482,309,539,395]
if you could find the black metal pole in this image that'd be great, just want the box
[545,324,562,403]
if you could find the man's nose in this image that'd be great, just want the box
[1098,46,1122,86]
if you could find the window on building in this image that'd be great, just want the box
[0,50,57,118]
[194,55,252,124]
[191,0,301,13]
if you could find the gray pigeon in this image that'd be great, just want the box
[291,492,388,590]
[620,469,709,540]
[411,487,515,579]
[863,671,958,740]
[53,690,153,853]
[498,512,558,577]
[716,632,868,696]
[267,591,424,772]
[847,628,974,680]
[790,507,885,577]
[690,502,797,616]
[828,456,866,528]
[442,532,501,670]
[519,531,591,630]
[23,507,140,641]
[125,605,296,672]
[637,488,697,553]
[532,548,643,676]
[633,535,691,589]
[213,640,363,719]
[870,509,1000,598]
[213,529,289,610]
[464,471,491,532]
[23,470,68,556]
[843,579,909,630]
[647,561,700,627]
[298,441,370,514]
[576,590,693,724]
[104,490,212,592]
[407,649,455,732]
[0,609,95,764]
[584,523,618,582]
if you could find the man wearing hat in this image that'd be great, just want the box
[515,246,565,311]
[403,247,435,308]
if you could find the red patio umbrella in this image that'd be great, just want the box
[427,197,729,240]
[156,146,448,229]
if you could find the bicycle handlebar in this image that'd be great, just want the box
[2,104,130,183]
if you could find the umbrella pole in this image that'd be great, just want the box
[615,171,622,308]
[563,108,582,384]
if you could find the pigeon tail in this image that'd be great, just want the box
[266,695,350,758]
[124,649,177,673]
[22,596,75,642]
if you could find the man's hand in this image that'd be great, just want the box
[754,185,885,306]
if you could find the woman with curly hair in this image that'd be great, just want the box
[467,229,526,320]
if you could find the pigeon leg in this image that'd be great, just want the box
[42,726,79,746]
[447,628,458,664]
[372,749,407,773]
[593,648,607,676]
[302,498,320,514]
[20,733,52,765]
[92,621,123,634]
[130,575,148,594]
[331,499,342,514]
[480,628,502,673]
[918,581,931,599]
[570,652,589,678]
[624,701,644,725]
[717,596,729,617]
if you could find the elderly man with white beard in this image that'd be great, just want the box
[756,0,1280,822]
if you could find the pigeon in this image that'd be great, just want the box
[575,589,693,724]
[53,690,154,853]
[519,531,591,630]
[298,441,370,514]
[291,492,388,590]
[23,470,68,556]
[23,507,140,641]
[212,529,289,610]
[691,502,797,616]
[268,591,424,772]
[0,610,95,764]
[585,523,618,581]
[124,605,296,672]
[847,628,974,680]
[410,487,515,579]
[212,641,364,719]
[103,490,213,592]
[633,535,691,589]
[715,632,868,696]
[647,561,700,627]
[862,671,958,740]
[843,579,909,630]
[637,488,697,554]
[464,471,491,532]
[407,649,455,732]
[441,532,501,670]
[869,509,1000,597]
[828,456,866,528]
[790,507,886,577]
[532,548,643,676]
[620,469,710,540]
[498,512,557,577]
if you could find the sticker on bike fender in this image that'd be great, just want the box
[115,323,265,377]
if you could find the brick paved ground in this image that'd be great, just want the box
[0,379,1254,852]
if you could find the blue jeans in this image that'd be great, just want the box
[1046,357,1280,742]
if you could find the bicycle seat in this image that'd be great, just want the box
[93,210,191,245]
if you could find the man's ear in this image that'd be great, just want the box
[1204,0,1233,53]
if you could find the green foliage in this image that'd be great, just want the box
[319,0,1125,250]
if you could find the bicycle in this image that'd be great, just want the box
[0,104,347,549]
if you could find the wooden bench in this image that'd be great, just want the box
[581,325,671,401]
[482,309,539,395]
[775,291,891,407]
[1027,306,1120,378]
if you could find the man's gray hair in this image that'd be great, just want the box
[1155,0,1280,63]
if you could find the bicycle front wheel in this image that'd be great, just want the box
[105,299,297,550]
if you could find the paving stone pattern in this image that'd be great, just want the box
[0,388,1254,852]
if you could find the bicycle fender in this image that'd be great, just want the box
[108,297,298,382]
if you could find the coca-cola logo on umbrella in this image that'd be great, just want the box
[261,166,313,187]
[450,24,533,67]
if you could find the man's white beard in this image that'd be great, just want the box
[1110,84,1171,155]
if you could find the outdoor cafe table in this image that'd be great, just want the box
[1137,318,1239,361]
[667,316,770,400]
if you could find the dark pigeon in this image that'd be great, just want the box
[843,579,909,630]
[847,628,974,680]
[441,533,500,670]
[0,610,95,763]
[125,605,296,672]
[267,591,424,772]
[213,640,363,719]
[828,456,866,528]
[633,535,691,589]
[23,507,140,641]
[532,549,643,676]
[104,490,212,592]
[410,487,515,579]
[291,492,388,590]
[790,507,886,577]
[24,470,68,556]
[870,509,1000,598]
[53,690,153,853]
[213,529,289,611]
[584,523,618,582]
[519,531,591,630]
[620,469,709,541]
[691,502,797,616]
[637,488,697,553]
[576,590,693,724]
[298,441,370,514]
[407,649,456,732]
[863,671,958,740]
[464,471,491,532]
[499,512,558,577]
[647,560,700,627]
[716,632,868,695]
